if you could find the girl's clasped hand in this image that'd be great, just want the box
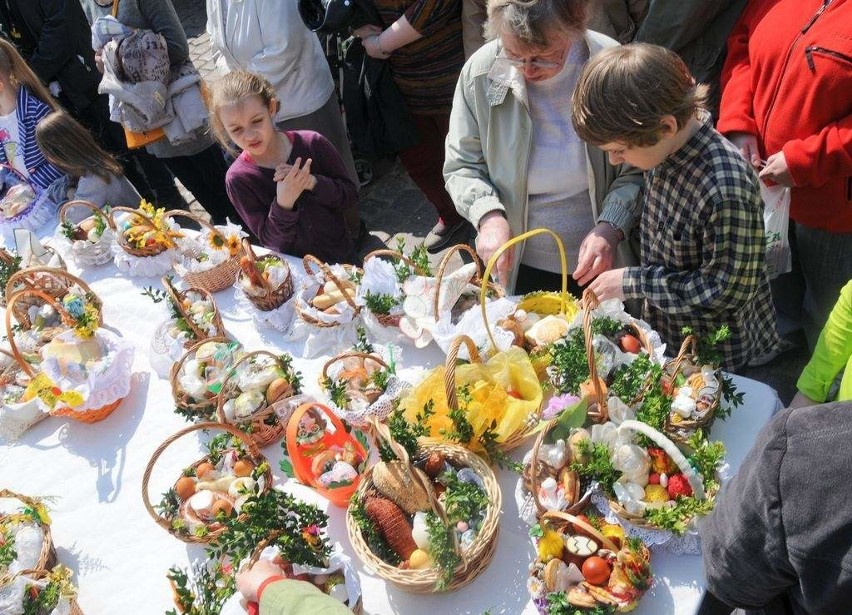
[273,156,317,210]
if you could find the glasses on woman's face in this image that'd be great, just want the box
[497,45,568,70]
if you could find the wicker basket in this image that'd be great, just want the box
[162,276,226,347]
[58,200,116,266]
[215,350,300,448]
[12,569,83,615]
[111,204,173,257]
[237,239,294,311]
[0,489,56,571]
[346,420,501,593]
[142,421,273,544]
[362,249,428,328]
[295,254,361,328]
[4,266,96,331]
[319,351,392,415]
[433,243,504,323]
[170,336,240,422]
[0,244,67,310]
[165,210,243,293]
[663,334,723,443]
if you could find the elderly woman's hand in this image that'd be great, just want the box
[588,267,625,301]
[476,211,513,286]
[236,559,287,603]
[573,222,623,286]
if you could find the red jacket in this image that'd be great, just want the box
[718,0,852,233]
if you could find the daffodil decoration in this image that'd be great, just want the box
[125,199,184,250]
[61,290,100,339]
[22,372,86,409]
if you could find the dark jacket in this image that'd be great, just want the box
[700,401,852,614]
[1,0,101,112]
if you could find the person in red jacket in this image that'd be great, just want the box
[718,0,852,352]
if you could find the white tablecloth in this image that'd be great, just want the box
[0,250,782,614]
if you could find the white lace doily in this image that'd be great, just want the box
[149,320,193,379]
[432,297,519,360]
[112,243,177,277]
[360,309,413,346]
[53,228,116,267]
[590,492,702,555]
[0,398,47,442]
[234,286,297,333]
[327,375,410,428]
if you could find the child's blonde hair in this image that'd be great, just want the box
[208,70,279,153]
[0,39,58,111]
[35,111,123,181]
[572,43,709,147]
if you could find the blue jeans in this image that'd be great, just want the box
[770,221,852,351]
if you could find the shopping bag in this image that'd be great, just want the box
[759,182,792,280]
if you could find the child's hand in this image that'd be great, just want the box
[573,222,623,286]
[588,267,625,301]
[275,157,317,210]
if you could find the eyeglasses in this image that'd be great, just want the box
[497,47,567,70]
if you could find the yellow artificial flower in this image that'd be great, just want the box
[225,234,241,256]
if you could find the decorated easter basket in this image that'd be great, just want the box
[215,350,302,448]
[142,421,273,544]
[346,419,501,593]
[0,164,55,235]
[162,276,227,346]
[0,490,56,572]
[0,347,47,441]
[170,336,242,423]
[6,567,83,615]
[4,262,87,331]
[295,254,362,328]
[5,289,128,424]
[0,246,67,312]
[111,204,174,257]
[319,350,406,427]
[360,248,429,330]
[166,210,244,293]
[57,200,116,266]
[284,402,368,507]
[528,510,652,613]
[663,335,723,443]
[236,239,294,312]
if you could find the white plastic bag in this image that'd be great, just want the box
[760,183,792,280]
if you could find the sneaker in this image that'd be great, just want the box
[424,219,470,254]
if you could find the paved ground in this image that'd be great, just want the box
[173,0,809,405]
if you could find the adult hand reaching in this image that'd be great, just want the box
[476,211,513,286]
[236,559,287,603]
[573,222,622,286]
[275,157,316,210]
[728,132,762,168]
[588,267,626,301]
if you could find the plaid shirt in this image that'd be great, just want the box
[623,115,778,370]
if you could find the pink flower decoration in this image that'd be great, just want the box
[542,393,581,420]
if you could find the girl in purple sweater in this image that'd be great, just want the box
[210,70,357,264]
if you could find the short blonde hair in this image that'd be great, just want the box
[572,43,709,147]
[485,0,588,49]
[208,70,279,153]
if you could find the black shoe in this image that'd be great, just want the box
[424,219,470,254]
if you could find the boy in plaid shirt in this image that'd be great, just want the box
[572,44,778,371]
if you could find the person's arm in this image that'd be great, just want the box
[259,579,353,615]
[700,407,797,608]
[139,0,190,65]
[781,113,852,188]
[297,134,358,214]
[622,197,766,314]
[25,0,85,82]
[360,0,459,57]
[796,282,852,403]
[226,167,300,254]
[634,0,733,54]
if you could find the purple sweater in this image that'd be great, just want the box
[225,130,357,264]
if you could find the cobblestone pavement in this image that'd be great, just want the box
[173,0,807,404]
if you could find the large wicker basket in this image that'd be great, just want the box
[142,421,273,544]
[663,334,723,443]
[295,254,361,328]
[12,569,83,615]
[58,199,116,266]
[4,262,87,329]
[165,210,243,293]
[162,276,226,347]
[0,243,67,310]
[237,239,294,311]
[170,336,240,422]
[346,420,501,593]
[215,350,300,448]
[0,489,56,571]
[111,204,173,257]
[361,249,428,328]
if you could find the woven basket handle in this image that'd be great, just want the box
[668,335,698,382]
[215,350,289,424]
[141,421,263,528]
[58,199,117,231]
[320,351,389,383]
[302,254,360,313]
[0,489,47,524]
[247,529,284,567]
[432,243,480,320]
[528,418,556,514]
[164,209,226,244]
[6,266,92,304]
[481,228,569,350]
[0,247,14,265]
[168,335,234,394]
[363,249,428,277]
[541,510,619,553]
[581,288,608,423]
[617,419,706,499]
[4,289,75,376]
[161,276,216,342]
[443,335,482,416]
[109,204,156,231]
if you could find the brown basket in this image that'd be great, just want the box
[12,569,83,615]
[362,249,428,328]
[346,419,501,593]
[433,243,504,323]
[4,262,87,330]
[320,351,391,417]
[295,254,361,328]
[0,490,56,571]
[237,239,294,311]
[161,276,226,347]
[58,200,116,266]
[170,336,239,422]
[440,335,541,454]
[142,421,273,544]
[111,204,173,257]
[526,420,593,518]
[165,210,243,293]
[215,350,300,448]
[0,242,67,310]
[663,334,723,442]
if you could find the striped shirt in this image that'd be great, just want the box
[373,0,465,114]
[622,114,779,371]
[0,86,63,190]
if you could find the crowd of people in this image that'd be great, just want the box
[0,0,849,613]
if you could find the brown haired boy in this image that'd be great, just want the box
[572,43,777,371]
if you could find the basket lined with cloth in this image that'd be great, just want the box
[168,210,245,293]
[57,199,116,267]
